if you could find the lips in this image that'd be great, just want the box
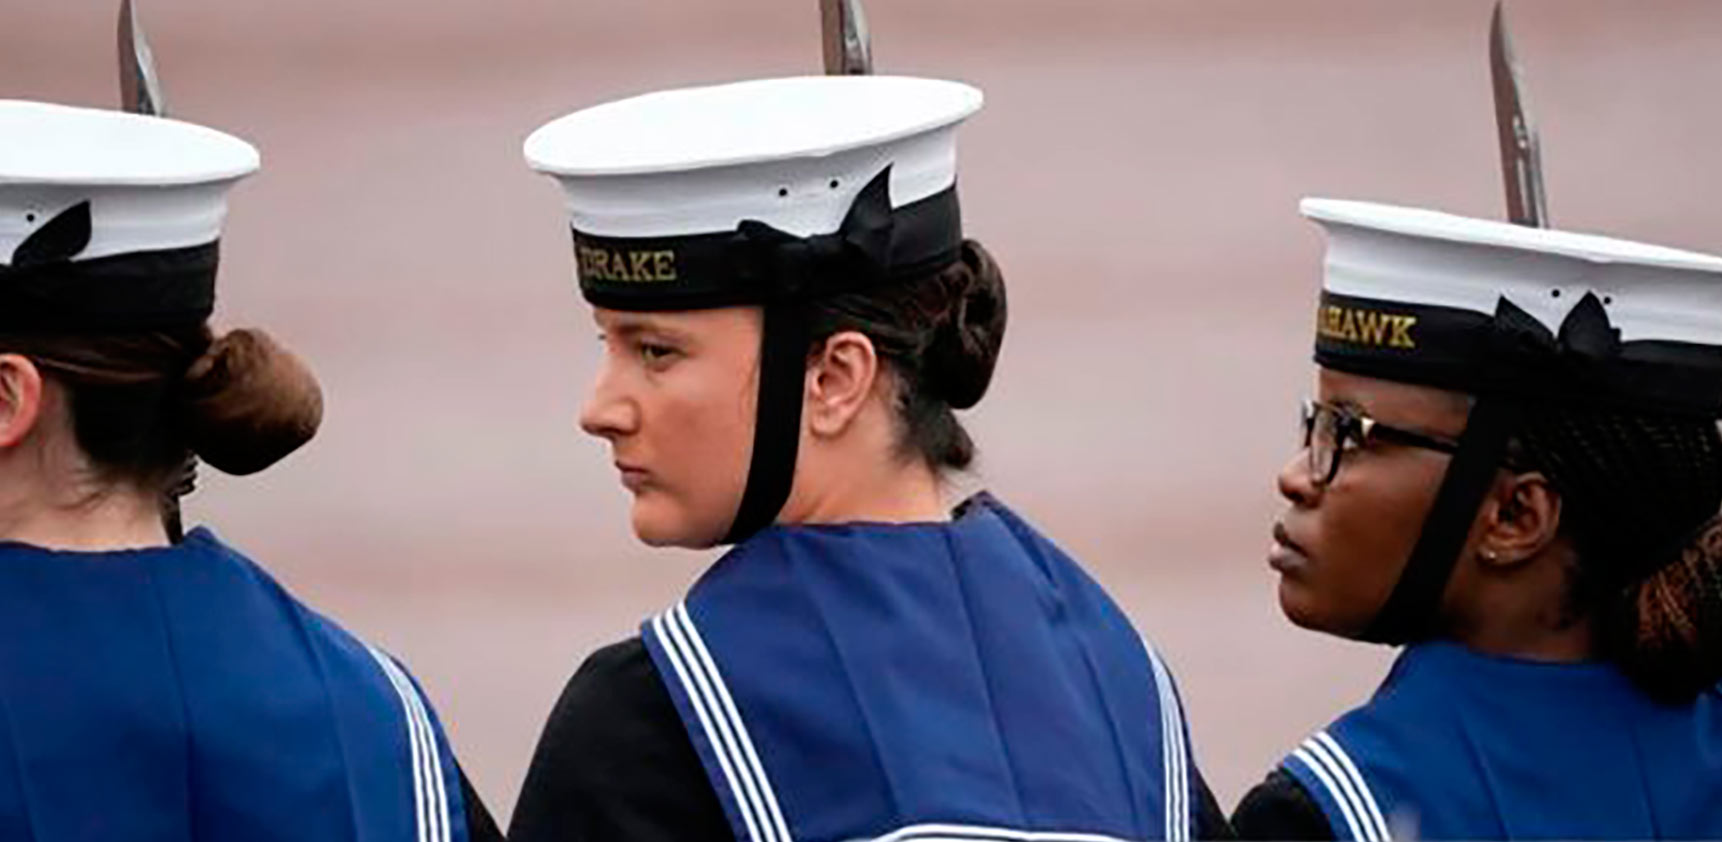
[615,461,651,492]
[1269,522,1310,574]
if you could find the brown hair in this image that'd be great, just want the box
[1511,406,1722,702]
[804,239,1007,471]
[6,324,322,496]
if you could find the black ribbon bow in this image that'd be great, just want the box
[729,166,897,301]
[3,201,92,271]
[1487,292,1622,395]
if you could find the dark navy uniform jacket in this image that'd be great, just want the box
[0,528,478,841]
[1268,642,1722,840]
[640,494,1204,842]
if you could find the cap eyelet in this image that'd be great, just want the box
[23,212,35,224]
[1603,295,1614,305]
[1551,289,1562,299]
[828,179,840,190]
[776,187,789,198]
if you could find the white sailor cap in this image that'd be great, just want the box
[0,100,258,331]
[1304,198,1722,415]
[524,75,982,311]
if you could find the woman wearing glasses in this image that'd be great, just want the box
[1232,199,1722,840]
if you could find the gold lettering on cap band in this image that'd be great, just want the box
[1317,304,1418,350]
[576,245,679,284]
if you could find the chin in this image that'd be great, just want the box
[1278,577,1337,634]
[1278,578,1377,640]
[630,495,723,549]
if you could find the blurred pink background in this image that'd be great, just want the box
[5,0,1721,822]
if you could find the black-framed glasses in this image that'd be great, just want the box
[1299,399,1463,487]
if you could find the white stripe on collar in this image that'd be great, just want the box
[366,645,452,842]
[1291,730,1391,842]
[861,822,1136,841]
[1292,744,1368,841]
[1313,731,1389,840]
[650,602,791,842]
[1145,642,1190,842]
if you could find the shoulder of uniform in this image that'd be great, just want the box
[539,636,675,751]
[1233,768,1335,841]
[567,637,658,693]
[513,635,711,822]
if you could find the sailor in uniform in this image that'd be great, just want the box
[506,76,1229,841]
[0,101,499,840]
[1233,199,1722,840]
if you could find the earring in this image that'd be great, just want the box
[1480,548,1499,563]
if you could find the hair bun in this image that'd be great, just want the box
[179,328,323,475]
[1613,513,1722,703]
[924,239,1007,410]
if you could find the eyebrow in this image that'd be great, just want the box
[604,313,694,344]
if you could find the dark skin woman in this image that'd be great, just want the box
[1276,369,1582,659]
[1235,198,1722,841]
[1272,368,1721,696]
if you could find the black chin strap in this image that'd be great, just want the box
[712,168,905,545]
[1361,397,1523,644]
[720,300,812,544]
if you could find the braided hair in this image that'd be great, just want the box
[1512,406,1722,702]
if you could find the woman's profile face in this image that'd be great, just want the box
[1271,368,1471,637]
[580,306,761,548]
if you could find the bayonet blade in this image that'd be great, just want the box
[820,0,873,75]
[1490,0,1547,227]
[118,0,167,116]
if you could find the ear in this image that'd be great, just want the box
[1475,470,1562,570]
[0,354,44,449]
[805,330,879,439]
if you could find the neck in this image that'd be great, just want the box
[1445,550,1598,662]
[1452,616,1596,662]
[781,450,948,526]
[0,480,170,552]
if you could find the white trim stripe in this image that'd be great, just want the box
[1291,730,1391,842]
[401,661,452,842]
[649,602,793,842]
[862,823,1134,842]
[1145,643,1189,842]
[1291,746,1366,842]
[659,606,782,842]
[649,612,768,842]
[1314,732,1389,842]
[366,646,427,842]
[672,603,792,841]
[366,645,451,842]
[1301,739,1375,842]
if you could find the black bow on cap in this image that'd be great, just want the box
[4,202,93,269]
[730,166,897,302]
[1487,292,1623,396]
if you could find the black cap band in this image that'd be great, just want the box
[570,171,961,312]
[1315,290,1722,416]
[0,242,219,332]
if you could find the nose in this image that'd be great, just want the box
[1277,450,1320,507]
[579,358,640,442]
